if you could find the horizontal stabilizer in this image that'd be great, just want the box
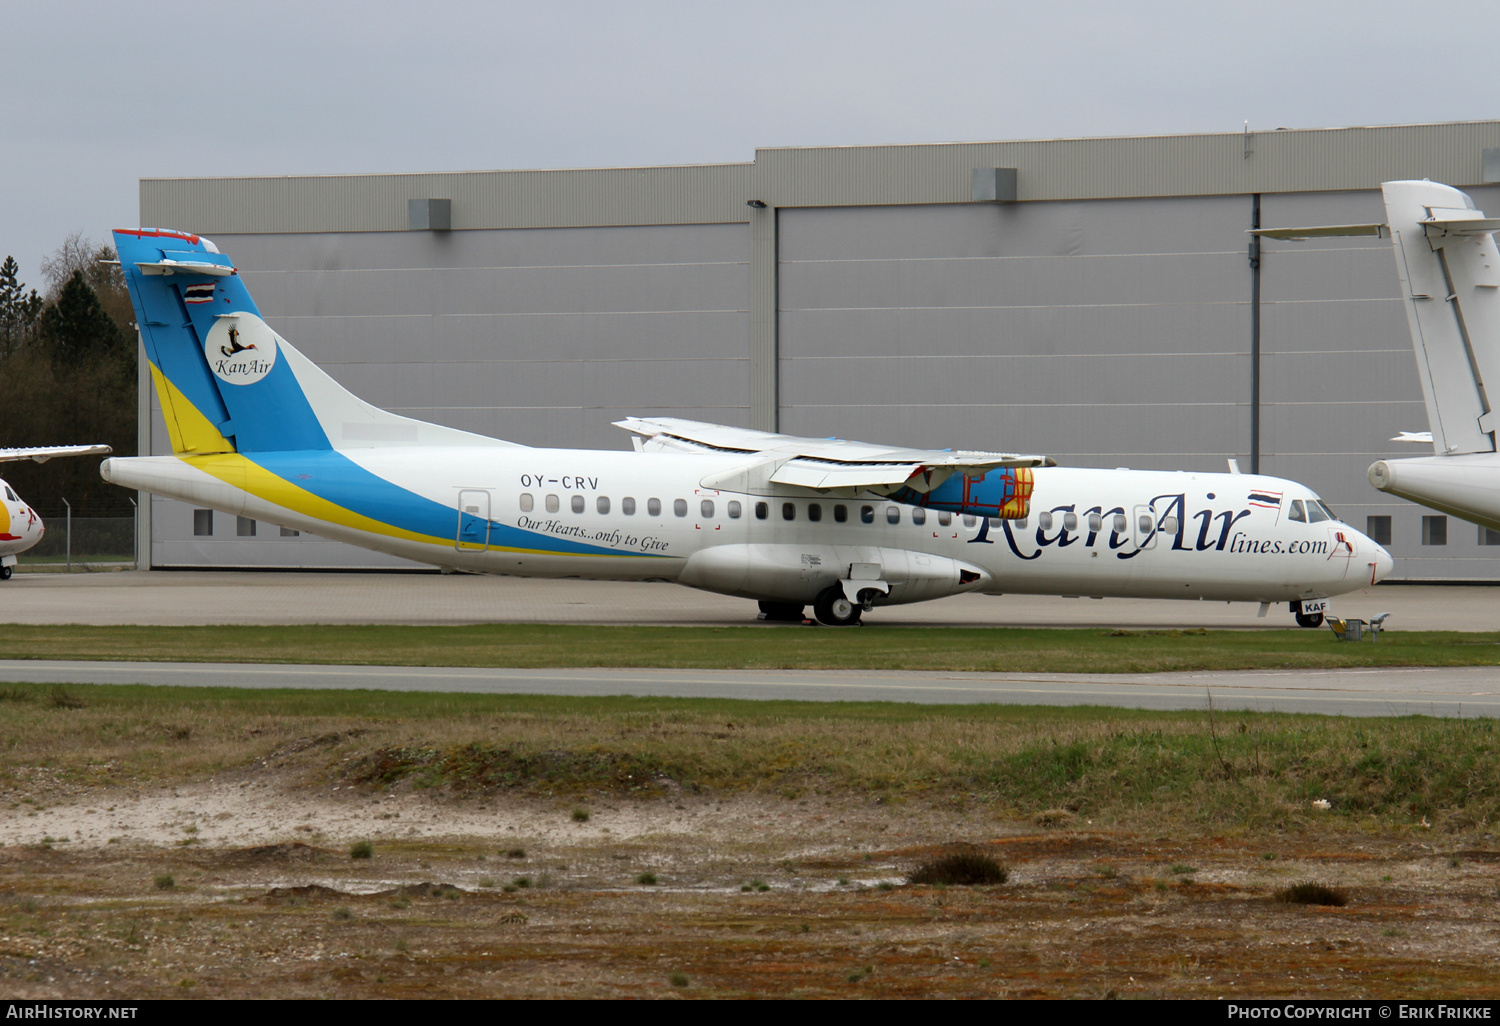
[136,258,237,277]
[0,444,112,464]
[1250,224,1387,240]
[1421,217,1500,238]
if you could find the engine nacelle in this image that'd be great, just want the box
[676,543,990,604]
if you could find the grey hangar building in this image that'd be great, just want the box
[135,120,1500,581]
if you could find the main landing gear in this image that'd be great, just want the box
[757,601,806,623]
[0,566,11,581]
[813,586,862,627]
[756,589,871,627]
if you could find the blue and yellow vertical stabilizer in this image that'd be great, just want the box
[114,229,330,456]
[114,229,513,457]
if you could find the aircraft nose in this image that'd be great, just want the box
[1368,541,1394,584]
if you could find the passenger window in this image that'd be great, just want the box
[1038,512,1053,531]
[782,502,796,521]
[807,503,822,522]
[701,499,714,518]
[1288,500,1307,523]
[1138,514,1153,533]
[755,501,768,520]
[1113,513,1127,533]
[1160,516,1179,533]
[912,508,926,526]
[887,506,901,525]
[728,500,741,519]
[962,515,976,528]
[861,505,875,524]
[937,511,952,526]
[834,504,848,523]
[545,494,560,513]
[571,495,585,514]
[1063,512,1077,532]
[674,499,688,517]
[1306,503,1329,524]
[1014,516,1027,529]
[597,496,610,515]
[622,497,636,515]
[648,498,662,516]
[1088,513,1101,532]
[519,493,534,512]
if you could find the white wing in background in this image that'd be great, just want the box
[0,444,112,464]
[614,417,1052,494]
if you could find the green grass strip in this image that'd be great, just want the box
[1,623,1498,673]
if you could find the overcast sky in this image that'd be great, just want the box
[6,0,1500,287]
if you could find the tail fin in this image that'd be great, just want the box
[113,229,516,455]
[1380,181,1500,456]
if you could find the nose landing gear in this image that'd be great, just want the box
[1292,600,1325,629]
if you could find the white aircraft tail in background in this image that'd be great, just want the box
[1257,181,1500,532]
[0,445,113,579]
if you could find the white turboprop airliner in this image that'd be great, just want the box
[1257,180,1500,534]
[0,445,113,579]
[103,228,1390,626]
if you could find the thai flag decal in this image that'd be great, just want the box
[1247,489,1283,509]
[183,283,215,305]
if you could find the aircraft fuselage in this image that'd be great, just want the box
[105,448,1387,606]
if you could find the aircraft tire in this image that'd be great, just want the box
[813,587,861,627]
[0,566,10,581]
[757,601,805,622]
[1294,611,1324,629]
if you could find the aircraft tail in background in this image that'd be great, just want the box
[1256,182,1500,458]
[1380,181,1500,457]
[1257,181,1500,532]
[111,228,516,457]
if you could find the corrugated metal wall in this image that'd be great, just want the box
[139,122,1500,577]
[777,197,1252,461]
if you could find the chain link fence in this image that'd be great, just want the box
[19,506,135,569]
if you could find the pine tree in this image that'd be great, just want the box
[34,270,130,365]
[0,256,43,356]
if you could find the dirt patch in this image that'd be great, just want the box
[1,783,1498,998]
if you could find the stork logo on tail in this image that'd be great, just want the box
[204,315,277,385]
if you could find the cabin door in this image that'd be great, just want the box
[456,489,492,551]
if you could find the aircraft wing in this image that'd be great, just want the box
[0,444,112,464]
[613,417,1052,494]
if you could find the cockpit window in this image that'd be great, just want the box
[1305,501,1330,524]
[1287,500,1307,523]
[1315,500,1339,523]
[3,486,14,501]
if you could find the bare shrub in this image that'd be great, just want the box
[908,850,1008,886]
[1276,882,1348,907]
